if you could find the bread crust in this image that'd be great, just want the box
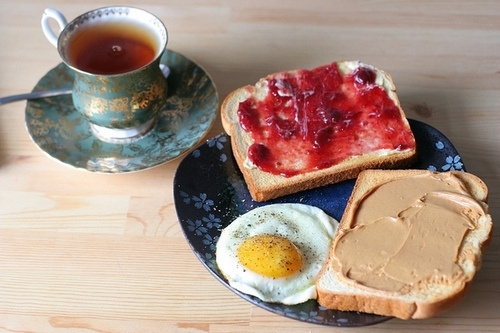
[221,61,417,202]
[316,169,493,319]
[317,263,474,319]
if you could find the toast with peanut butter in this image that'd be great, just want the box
[316,169,493,320]
[221,61,417,201]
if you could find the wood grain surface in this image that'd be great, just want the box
[0,0,498,332]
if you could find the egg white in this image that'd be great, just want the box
[215,203,338,305]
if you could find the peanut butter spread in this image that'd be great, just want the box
[333,172,487,293]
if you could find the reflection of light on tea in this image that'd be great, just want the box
[68,21,157,75]
[111,45,123,54]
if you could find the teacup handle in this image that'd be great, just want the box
[41,8,68,47]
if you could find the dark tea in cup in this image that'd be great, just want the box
[41,6,168,142]
[67,21,157,75]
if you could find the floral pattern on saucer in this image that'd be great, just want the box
[173,119,465,327]
[25,49,218,173]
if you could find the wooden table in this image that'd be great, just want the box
[0,1,498,332]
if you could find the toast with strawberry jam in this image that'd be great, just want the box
[221,61,417,201]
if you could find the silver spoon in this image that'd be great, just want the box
[0,64,171,107]
[0,87,73,106]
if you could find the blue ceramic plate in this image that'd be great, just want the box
[25,49,218,173]
[173,119,465,327]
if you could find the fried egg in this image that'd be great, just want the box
[215,203,338,305]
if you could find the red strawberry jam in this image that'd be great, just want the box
[237,62,416,177]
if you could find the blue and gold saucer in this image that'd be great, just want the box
[25,49,218,173]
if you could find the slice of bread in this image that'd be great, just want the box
[316,169,493,320]
[221,61,417,201]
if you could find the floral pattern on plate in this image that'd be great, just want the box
[25,49,218,173]
[174,119,465,326]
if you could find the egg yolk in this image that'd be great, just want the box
[237,234,303,278]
